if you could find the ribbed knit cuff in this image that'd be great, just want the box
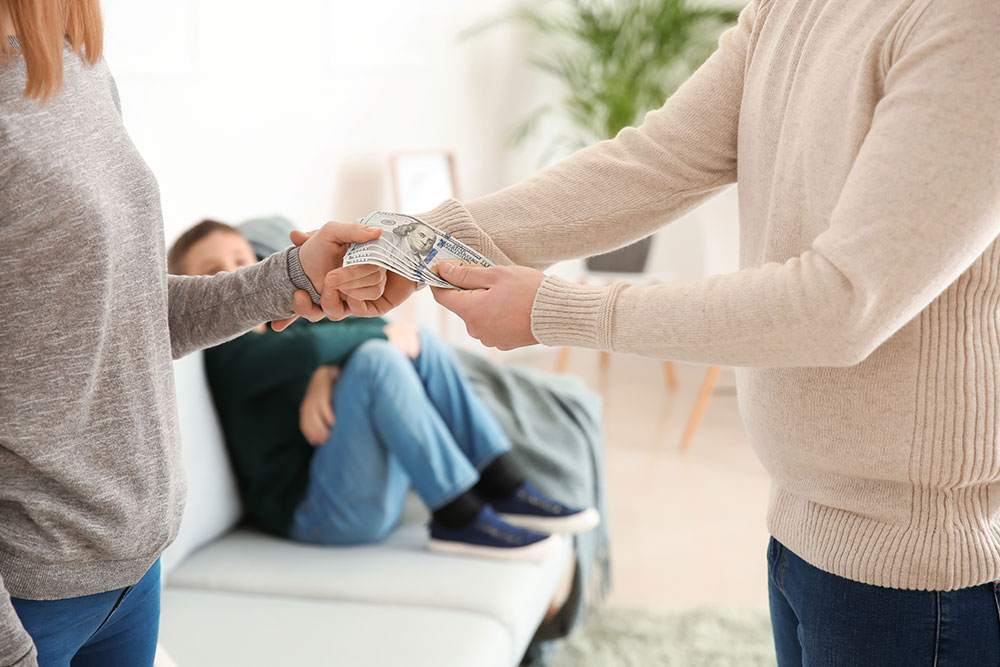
[286,246,322,305]
[416,199,514,266]
[531,276,618,349]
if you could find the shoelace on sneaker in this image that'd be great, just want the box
[518,487,563,514]
[476,520,528,545]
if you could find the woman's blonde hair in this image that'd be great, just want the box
[4,0,103,102]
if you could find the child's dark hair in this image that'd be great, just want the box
[167,219,240,274]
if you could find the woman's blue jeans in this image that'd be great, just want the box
[768,538,1000,666]
[10,559,160,667]
[289,329,510,545]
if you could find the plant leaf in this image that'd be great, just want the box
[473,0,742,161]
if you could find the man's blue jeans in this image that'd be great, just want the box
[10,559,160,667]
[289,329,510,545]
[768,538,1000,666]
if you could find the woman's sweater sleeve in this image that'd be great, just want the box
[167,247,318,359]
[0,576,37,667]
[418,1,756,269]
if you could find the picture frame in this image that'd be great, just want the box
[389,151,460,214]
[388,151,462,341]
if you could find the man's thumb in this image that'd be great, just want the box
[438,263,494,290]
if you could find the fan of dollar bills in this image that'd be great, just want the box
[343,212,494,290]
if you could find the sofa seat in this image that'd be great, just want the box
[166,524,571,664]
[160,590,511,667]
[160,352,574,667]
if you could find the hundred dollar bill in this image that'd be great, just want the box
[344,223,446,287]
[344,240,451,288]
[343,212,494,289]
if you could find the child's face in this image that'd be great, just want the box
[183,231,258,276]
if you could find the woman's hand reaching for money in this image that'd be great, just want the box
[325,270,419,320]
[296,224,387,300]
[430,263,546,351]
[273,226,415,330]
[278,263,418,329]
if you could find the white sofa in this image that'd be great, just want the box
[158,351,573,667]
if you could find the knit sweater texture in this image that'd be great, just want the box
[421,0,1000,592]
[0,47,310,665]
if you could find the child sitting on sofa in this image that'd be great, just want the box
[168,220,599,561]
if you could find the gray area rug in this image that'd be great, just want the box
[550,606,777,667]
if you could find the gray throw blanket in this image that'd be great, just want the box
[454,349,611,666]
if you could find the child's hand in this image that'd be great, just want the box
[299,365,340,446]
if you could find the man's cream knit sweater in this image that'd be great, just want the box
[422,0,1000,591]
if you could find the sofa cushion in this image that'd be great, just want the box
[160,589,510,667]
[166,524,572,664]
[161,352,243,575]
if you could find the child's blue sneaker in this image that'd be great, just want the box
[492,482,601,534]
[429,505,560,562]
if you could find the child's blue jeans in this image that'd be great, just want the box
[289,329,510,545]
[11,559,160,667]
[768,538,1000,666]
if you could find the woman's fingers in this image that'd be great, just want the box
[337,284,385,302]
[271,315,298,332]
[317,268,417,320]
[294,290,326,322]
[332,265,387,303]
[275,289,328,330]
[327,265,385,290]
[315,221,382,247]
[344,294,383,317]
[320,288,350,321]
[289,229,316,247]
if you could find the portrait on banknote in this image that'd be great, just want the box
[391,222,438,258]
[343,212,494,290]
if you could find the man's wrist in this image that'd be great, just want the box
[530,276,612,349]
[286,247,323,305]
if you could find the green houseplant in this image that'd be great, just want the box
[473,0,740,272]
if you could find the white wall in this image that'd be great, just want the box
[102,0,558,242]
[102,0,742,343]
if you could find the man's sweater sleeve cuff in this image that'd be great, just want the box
[286,246,323,305]
[530,276,619,350]
[416,199,514,266]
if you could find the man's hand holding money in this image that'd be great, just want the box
[431,264,546,351]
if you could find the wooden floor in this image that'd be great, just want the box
[517,348,771,610]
